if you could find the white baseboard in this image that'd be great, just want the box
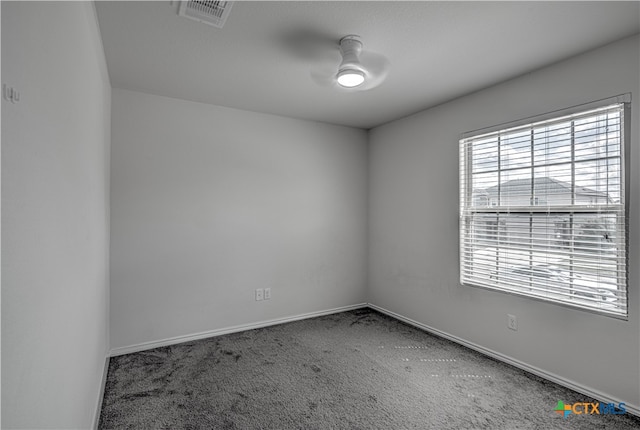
[367,303,640,417]
[93,355,110,429]
[109,303,368,357]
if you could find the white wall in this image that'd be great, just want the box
[110,89,368,350]
[369,35,640,408]
[1,2,111,429]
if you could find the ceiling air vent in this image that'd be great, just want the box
[178,1,233,29]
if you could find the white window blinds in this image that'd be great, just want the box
[459,99,628,318]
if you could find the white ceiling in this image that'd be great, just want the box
[95,1,640,129]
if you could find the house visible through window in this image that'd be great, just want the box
[459,97,629,318]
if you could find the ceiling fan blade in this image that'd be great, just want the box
[360,69,389,90]
[310,69,338,87]
[360,51,390,76]
[309,49,341,87]
[356,51,390,90]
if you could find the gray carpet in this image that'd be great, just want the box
[99,308,640,429]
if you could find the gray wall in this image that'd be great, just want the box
[110,89,368,350]
[368,35,639,408]
[1,2,111,428]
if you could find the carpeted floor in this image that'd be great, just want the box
[99,308,640,429]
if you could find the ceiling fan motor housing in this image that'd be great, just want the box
[338,35,364,73]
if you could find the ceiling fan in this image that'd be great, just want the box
[311,35,390,91]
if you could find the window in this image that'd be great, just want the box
[459,97,629,318]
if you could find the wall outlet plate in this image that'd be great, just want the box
[255,288,264,301]
[507,314,517,331]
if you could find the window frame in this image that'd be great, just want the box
[459,95,630,319]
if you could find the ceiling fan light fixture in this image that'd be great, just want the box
[337,69,365,88]
[310,34,388,91]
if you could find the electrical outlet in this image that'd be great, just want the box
[264,288,271,300]
[255,288,264,301]
[507,314,517,331]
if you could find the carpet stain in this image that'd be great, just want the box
[229,398,244,414]
[121,387,163,400]
[221,417,236,430]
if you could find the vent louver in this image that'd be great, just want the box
[178,1,233,28]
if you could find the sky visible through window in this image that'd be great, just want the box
[470,108,621,207]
